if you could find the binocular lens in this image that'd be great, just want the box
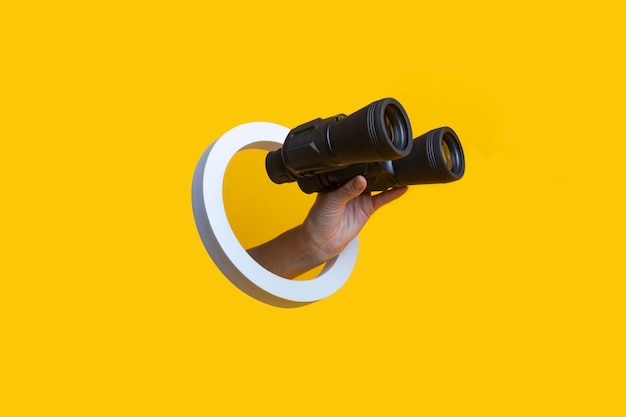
[442,139,452,169]
[383,104,410,151]
[441,131,464,175]
[385,116,394,143]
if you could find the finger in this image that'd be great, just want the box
[371,186,408,211]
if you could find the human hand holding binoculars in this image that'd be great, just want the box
[265,97,465,193]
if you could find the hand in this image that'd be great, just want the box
[248,176,408,279]
[303,175,409,262]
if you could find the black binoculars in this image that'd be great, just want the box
[265,98,465,193]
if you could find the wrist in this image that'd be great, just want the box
[301,221,344,263]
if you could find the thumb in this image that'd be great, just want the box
[325,175,368,206]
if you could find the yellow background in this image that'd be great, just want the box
[2,1,625,415]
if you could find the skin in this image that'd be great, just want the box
[247,175,408,279]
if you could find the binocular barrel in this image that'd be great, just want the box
[266,98,412,184]
[297,127,465,193]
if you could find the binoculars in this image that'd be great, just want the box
[265,98,465,193]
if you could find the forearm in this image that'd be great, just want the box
[247,225,330,279]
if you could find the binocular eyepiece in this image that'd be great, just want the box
[266,98,465,193]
